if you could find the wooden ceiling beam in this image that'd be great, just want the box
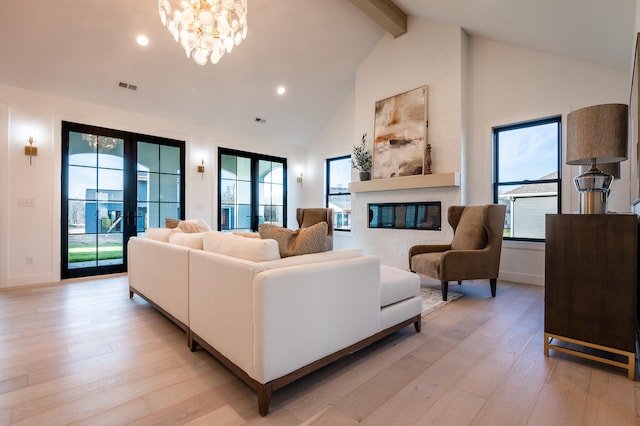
[347,0,407,38]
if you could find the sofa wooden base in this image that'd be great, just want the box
[189,314,421,416]
[129,286,188,333]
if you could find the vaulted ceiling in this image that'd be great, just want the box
[0,0,635,146]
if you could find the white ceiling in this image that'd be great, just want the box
[0,0,636,146]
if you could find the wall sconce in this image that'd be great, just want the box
[197,159,205,179]
[297,172,303,184]
[24,136,37,165]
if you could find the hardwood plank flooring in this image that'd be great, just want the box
[0,275,638,425]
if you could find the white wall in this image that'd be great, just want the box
[303,90,357,249]
[466,38,630,285]
[0,84,305,288]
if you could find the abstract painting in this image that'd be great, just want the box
[372,86,427,179]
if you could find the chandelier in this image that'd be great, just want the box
[158,0,248,65]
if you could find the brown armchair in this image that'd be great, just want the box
[409,204,506,301]
[296,208,334,250]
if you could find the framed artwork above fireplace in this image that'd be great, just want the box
[372,86,428,180]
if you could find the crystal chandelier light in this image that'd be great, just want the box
[158,0,248,65]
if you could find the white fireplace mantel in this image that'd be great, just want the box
[349,172,460,193]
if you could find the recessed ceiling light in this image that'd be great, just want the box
[276,86,286,95]
[136,35,149,47]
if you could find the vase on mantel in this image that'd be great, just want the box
[359,171,371,181]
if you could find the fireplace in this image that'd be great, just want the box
[368,202,441,230]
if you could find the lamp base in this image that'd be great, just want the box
[579,191,608,214]
[574,165,613,214]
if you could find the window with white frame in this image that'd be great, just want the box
[493,116,562,241]
[326,155,352,231]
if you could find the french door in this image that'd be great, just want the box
[218,148,286,232]
[62,121,184,279]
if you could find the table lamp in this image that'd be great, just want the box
[566,103,628,214]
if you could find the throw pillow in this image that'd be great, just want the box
[177,219,211,233]
[258,222,328,258]
[165,218,180,229]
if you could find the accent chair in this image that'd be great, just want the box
[295,207,334,250]
[408,204,506,301]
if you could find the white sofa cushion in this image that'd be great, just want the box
[169,232,205,249]
[380,264,420,308]
[203,231,280,262]
[259,248,363,270]
[145,227,182,242]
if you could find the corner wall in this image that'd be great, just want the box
[306,20,630,283]
[467,37,630,285]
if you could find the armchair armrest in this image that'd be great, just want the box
[408,244,451,269]
[439,248,495,281]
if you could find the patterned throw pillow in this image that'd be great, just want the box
[258,222,328,258]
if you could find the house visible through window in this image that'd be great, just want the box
[326,155,352,231]
[493,116,561,241]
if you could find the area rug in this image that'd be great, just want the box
[420,287,463,316]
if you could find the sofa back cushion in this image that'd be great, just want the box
[259,248,363,270]
[145,227,182,242]
[168,232,204,249]
[203,231,280,262]
[258,222,329,258]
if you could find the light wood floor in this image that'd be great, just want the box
[0,275,638,425]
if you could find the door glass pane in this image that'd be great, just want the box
[160,145,181,174]
[218,151,285,232]
[137,140,183,232]
[237,157,251,180]
[69,132,97,167]
[67,131,124,270]
[138,142,159,173]
[160,174,180,202]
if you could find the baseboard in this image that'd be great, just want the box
[499,270,544,286]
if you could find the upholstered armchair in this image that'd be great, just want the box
[296,208,334,250]
[409,204,506,301]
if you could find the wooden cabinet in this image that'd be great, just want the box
[544,214,638,379]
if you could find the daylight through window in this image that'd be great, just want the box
[493,117,561,241]
[326,156,352,231]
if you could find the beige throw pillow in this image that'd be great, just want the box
[258,222,329,258]
[177,219,210,233]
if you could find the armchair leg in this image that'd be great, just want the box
[490,278,497,297]
[441,281,449,301]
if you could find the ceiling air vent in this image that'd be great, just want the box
[117,81,138,91]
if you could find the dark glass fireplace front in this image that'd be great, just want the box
[368,202,441,230]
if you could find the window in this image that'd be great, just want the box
[218,148,286,232]
[326,155,352,231]
[493,116,561,241]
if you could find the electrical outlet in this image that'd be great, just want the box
[26,256,34,265]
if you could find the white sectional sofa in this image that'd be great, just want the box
[127,229,422,416]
